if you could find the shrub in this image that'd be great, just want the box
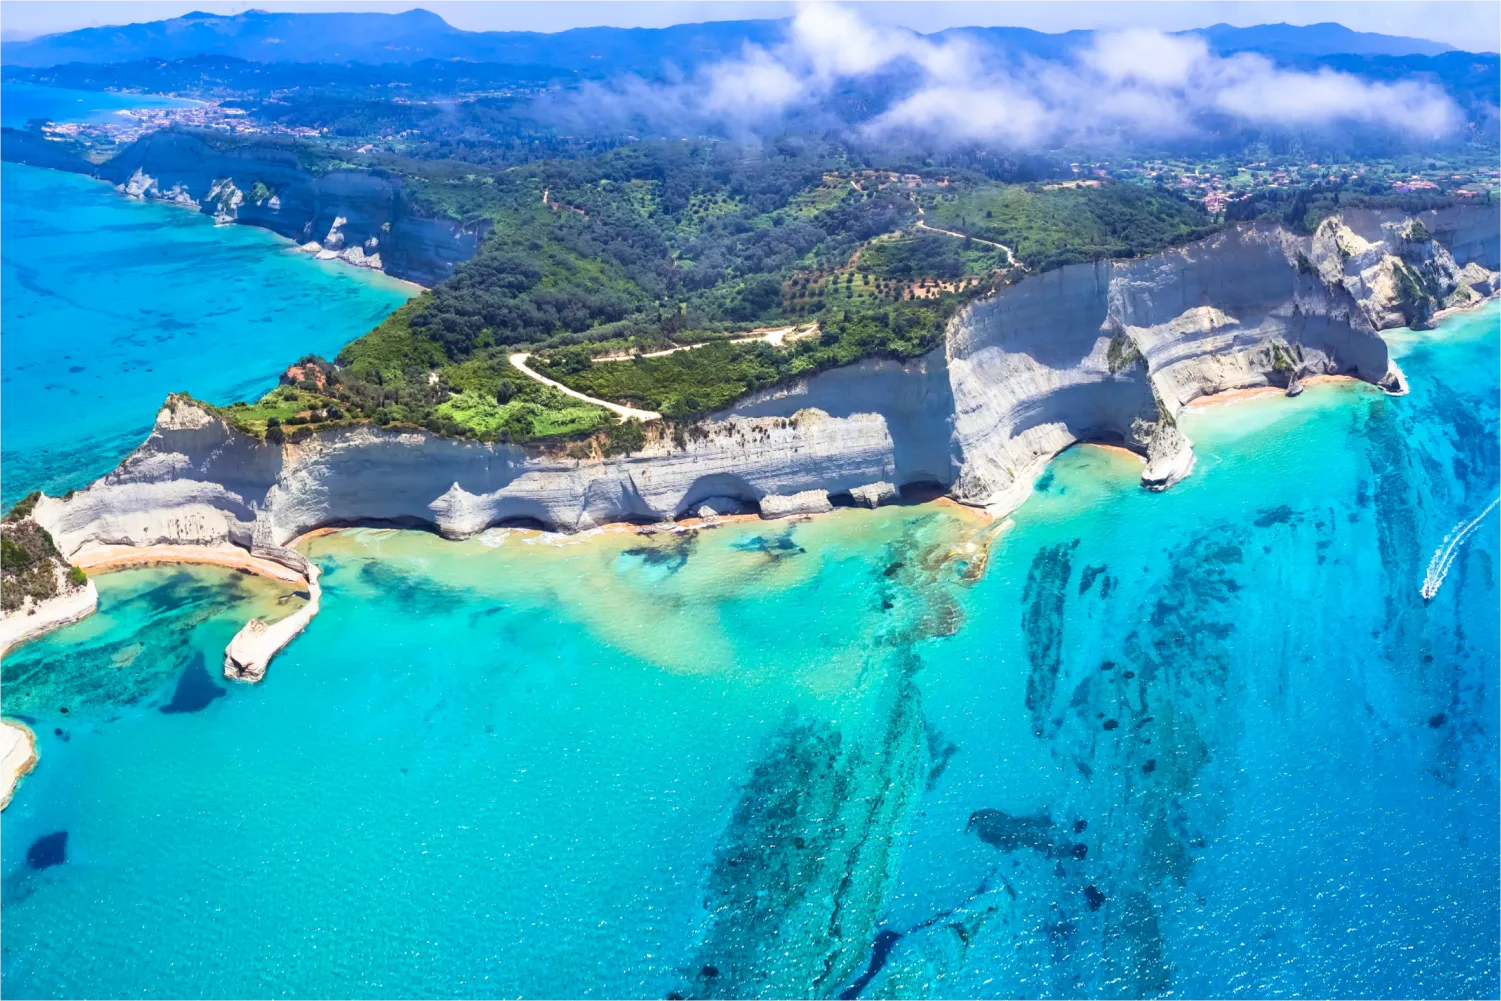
[603,418,647,456]
[68,565,87,587]
[5,492,41,522]
[1,535,32,571]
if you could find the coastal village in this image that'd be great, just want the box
[1097,153,1501,215]
[31,95,1501,219]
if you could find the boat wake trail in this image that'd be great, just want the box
[1421,494,1501,600]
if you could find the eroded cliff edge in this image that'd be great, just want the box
[5,129,486,286]
[28,207,1500,563]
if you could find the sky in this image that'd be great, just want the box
[0,0,1497,51]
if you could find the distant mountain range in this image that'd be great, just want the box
[1,10,782,71]
[0,9,1464,72]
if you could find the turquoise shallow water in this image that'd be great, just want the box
[9,79,1490,1001]
[0,83,200,129]
[1,149,415,508]
[2,301,1496,999]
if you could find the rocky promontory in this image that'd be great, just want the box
[101,131,489,285]
[4,129,486,286]
[6,206,1494,677]
[19,207,1500,586]
[0,503,98,658]
[0,719,38,810]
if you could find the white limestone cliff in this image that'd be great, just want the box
[224,563,322,683]
[206,177,244,225]
[97,131,488,285]
[27,209,1499,569]
[34,402,913,556]
[760,490,836,519]
[0,579,98,659]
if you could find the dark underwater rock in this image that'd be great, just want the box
[27,831,67,870]
[160,652,227,714]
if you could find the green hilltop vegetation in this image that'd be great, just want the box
[223,140,1221,447]
[1,497,86,612]
[925,182,1219,273]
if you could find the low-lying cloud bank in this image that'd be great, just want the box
[561,5,1463,145]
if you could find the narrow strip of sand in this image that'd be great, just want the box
[1185,375,1357,410]
[1085,442,1148,463]
[68,544,317,683]
[72,543,306,584]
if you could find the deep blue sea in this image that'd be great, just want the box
[2,299,1496,997]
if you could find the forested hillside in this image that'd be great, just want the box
[220,138,1219,444]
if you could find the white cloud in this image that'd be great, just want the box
[702,44,805,118]
[1208,57,1461,133]
[569,3,1465,144]
[1083,28,1208,87]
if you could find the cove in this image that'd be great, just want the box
[0,84,201,129]
[0,158,416,508]
[0,304,1495,998]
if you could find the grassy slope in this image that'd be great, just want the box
[927,184,1217,272]
[219,147,1219,446]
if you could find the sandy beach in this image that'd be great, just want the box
[1083,441,1148,463]
[1185,375,1358,410]
[72,543,308,584]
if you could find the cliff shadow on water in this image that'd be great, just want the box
[2,129,487,286]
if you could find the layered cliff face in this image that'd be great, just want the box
[97,131,486,285]
[721,352,961,490]
[28,208,1498,560]
[945,261,1168,511]
[34,398,911,555]
[940,209,1497,510]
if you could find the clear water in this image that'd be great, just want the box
[1,83,201,129]
[0,154,415,508]
[1,303,1496,999]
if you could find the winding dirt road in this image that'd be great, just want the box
[508,353,661,422]
[914,220,1018,265]
[508,323,820,422]
[909,195,1020,266]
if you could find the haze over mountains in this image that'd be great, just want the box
[2,7,1495,153]
[0,8,1461,70]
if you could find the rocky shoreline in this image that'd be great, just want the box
[0,580,98,660]
[0,719,39,810]
[2,204,1501,816]
[69,543,320,685]
[223,562,321,683]
[3,206,1496,670]
[3,130,486,286]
